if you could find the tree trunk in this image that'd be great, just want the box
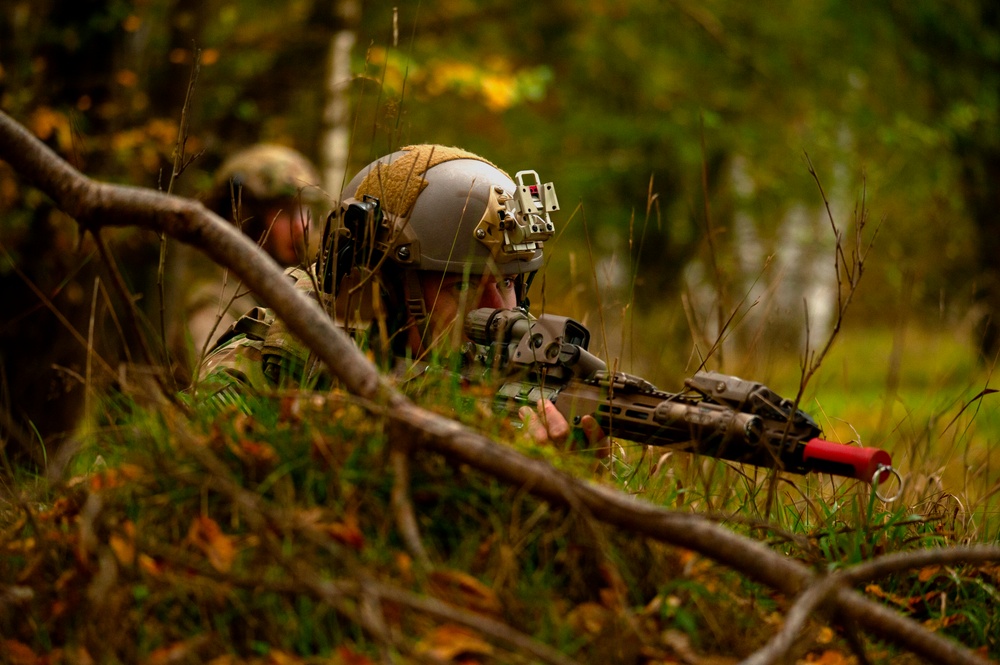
[322,0,361,200]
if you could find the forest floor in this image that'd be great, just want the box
[0,321,997,665]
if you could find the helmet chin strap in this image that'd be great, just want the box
[402,269,433,356]
[519,270,537,311]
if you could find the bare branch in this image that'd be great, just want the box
[0,110,991,665]
[742,544,1000,665]
[741,575,841,665]
[389,399,992,665]
[390,446,432,569]
[0,109,387,406]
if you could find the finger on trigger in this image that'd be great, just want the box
[580,415,610,458]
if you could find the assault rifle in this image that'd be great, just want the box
[464,307,897,487]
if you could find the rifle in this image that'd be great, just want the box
[464,307,898,489]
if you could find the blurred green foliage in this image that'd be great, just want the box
[1,1,996,331]
[3,0,1000,464]
[2,5,999,659]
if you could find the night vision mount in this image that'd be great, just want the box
[473,170,559,264]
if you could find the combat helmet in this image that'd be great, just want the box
[320,144,559,336]
[206,144,323,239]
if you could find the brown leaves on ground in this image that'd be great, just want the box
[185,515,237,573]
[415,625,495,662]
[2,402,995,665]
[290,507,365,550]
[427,569,503,617]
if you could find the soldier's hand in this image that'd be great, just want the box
[518,399,609,458]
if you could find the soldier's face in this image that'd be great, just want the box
[260,203,310,267]
[418,272,517,345]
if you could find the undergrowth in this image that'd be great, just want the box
[1,353,998,664]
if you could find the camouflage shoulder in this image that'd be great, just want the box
[189,332,273,412]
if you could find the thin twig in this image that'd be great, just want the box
[159,46,203,367]
[390,446,432,569]
[765,158,881,519]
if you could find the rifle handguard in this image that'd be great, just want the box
[802,438,893,483]
[653,401,763,443]
[466,308,899,493]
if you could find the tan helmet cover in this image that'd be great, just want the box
[208,144,322,215]
[345,144,550,276]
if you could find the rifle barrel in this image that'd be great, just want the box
[467,308,895,486]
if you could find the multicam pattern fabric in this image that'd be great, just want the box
[209,144,323,206]
[192,267,333,410]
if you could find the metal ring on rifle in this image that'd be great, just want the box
[874,463,903,503]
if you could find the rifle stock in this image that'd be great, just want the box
[464,307,894,485]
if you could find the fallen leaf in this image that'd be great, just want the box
[37,497,81,522]
[427,570,502,616]
[415,625,493,661]
[864,584,910,608]
[89,463,144,491]
[334,646,377,664]
[229,439,278,468]
[566,601,610,635]
[294,509,365,550]
[922,614,965,631]
[139,553,164,577]
[799,650,851,664]
[396,552,413,582]
[323,516,364,551]
[4,537,35,553]
[186,516,236,573]
[917,565,941,582]
[109,521,136,566]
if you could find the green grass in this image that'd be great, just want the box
[1,317,998,664]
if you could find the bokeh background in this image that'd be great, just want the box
[2,1,999,489]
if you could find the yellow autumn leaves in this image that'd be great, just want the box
[365,47,552,113]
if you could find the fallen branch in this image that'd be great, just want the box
[0,110,388,408]
[743,544,1000,665]
[391,398,996,665]
[0,109,994,664]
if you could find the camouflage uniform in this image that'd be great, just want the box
[168,144,322,384]
[191,143,557,406]
[202,144,325,246]
[192,267,335,408]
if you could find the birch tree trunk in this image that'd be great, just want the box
[321,0,360,199]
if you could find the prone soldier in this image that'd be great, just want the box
[188,144,895,486]
[193,144,600,448]
[167,144,324,383]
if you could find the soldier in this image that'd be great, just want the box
[167,144,324,383]
[194,144,603,449]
